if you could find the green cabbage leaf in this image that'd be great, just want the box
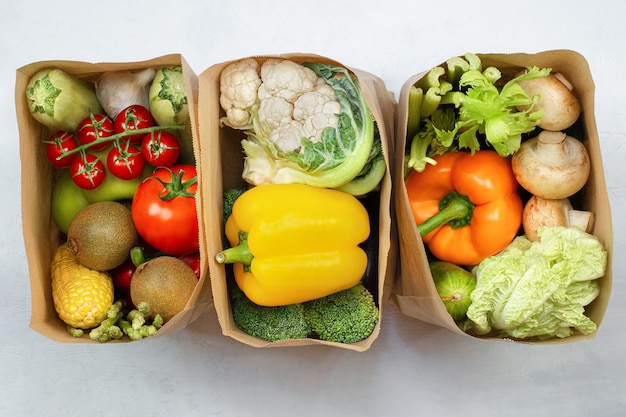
[466,227,607,339]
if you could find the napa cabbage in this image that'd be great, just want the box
[467,226,607,339]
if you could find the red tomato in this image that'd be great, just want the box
[141,130,181,167]
[131,164,199,256]
[111,258,136,292]
[114,105,155,143]
[45,131,78,168]
[78,114,114,151]
[178,252,201,279]
[107,143,145,180]
[70,153,106,190]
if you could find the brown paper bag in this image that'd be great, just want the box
[393,50,613,343]
[16,54,212,343]
[198,53,397,351]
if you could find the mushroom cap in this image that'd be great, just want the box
[511,131,590,199]
[522,196,571,241]
[517,73,581,131]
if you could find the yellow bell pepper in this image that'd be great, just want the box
[216,183,370,307]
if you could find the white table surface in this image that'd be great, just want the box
[2,1,624,416]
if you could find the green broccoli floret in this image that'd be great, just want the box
[223,188,246,225]
[230,283,379,344]
[303,284,379,344]
[231,286,311,342]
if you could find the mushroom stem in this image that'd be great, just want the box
[534,131,568,165]
[522,195,594,241]
[568,209,595,234]
[553,72,574,91]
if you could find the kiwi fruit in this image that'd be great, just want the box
[67,201,138,271]
[130,256,198,322]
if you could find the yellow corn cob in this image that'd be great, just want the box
[51,243,115,329]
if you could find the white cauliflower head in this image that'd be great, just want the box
[268,120,306,153]
[258,96,293,131]
[258,59,318,103]
[293,83,341,142]
[220,58,262,127]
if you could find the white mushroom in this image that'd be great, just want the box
[522,195,594,241]
[517,72,581,131]
[511,130,590,199]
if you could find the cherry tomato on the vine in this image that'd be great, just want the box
[70,153,106,190]
[114,104,155,143]
[131,164,199,256]
[77,114,114,151]
[141,130,181,167]
[107,143,145,180]
[44,131,78,168]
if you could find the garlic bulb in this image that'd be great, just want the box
[95,68,156,119]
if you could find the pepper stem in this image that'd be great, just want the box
[416,191,474,237]
[215,231,253,266]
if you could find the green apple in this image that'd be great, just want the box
[81,164,151,203]
[51,169,90,234]
[430,261,477,322]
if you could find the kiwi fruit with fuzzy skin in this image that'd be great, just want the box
[430,261,477,322]
[130,256,198,322]
[67,201,138,271]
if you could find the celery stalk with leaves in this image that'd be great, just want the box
[406,53,551,173]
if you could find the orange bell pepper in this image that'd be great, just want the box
[405,150,522,266]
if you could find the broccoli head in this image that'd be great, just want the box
[230,282,378,344]
[223,188,246,225]
[231,286,311,342]
[304,283,379,344]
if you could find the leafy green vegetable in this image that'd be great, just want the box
[407,106,457,172]
[441,65,550,156]
[466,227,607,340]
[243,63,375,189]
[336,128,386,196]
[406,53,551,172]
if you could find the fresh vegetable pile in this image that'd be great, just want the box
[26,65,202,341]
[403,53,608,340]
[216,58,385,344]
